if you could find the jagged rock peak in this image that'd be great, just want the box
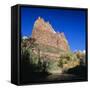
[33,17,56,33]
[32,17,70,51]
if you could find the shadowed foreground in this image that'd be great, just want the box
[20,64,87,84]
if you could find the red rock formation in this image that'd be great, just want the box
[32,17,70,51]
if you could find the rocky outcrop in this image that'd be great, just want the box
[32,17,70,51]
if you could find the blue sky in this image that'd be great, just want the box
[21,6,86,52]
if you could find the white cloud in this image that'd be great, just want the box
[83,50,86,53]
[73,49,86,53]
[22,36,28,39]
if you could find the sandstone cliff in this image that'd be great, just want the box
[32,17,70,52]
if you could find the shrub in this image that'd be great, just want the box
[58,52,80,70]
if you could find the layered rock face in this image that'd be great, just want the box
[32,17,69,51]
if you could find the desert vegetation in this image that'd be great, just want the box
[21,38,85,75]
[20,37,87,83]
